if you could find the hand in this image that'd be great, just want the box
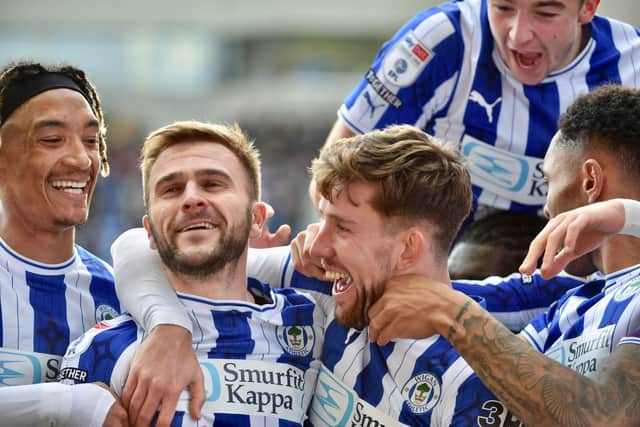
[95,382,129,427]
[122,325,204,427]
[519,200,625,279]
[368,274,462,346]
[290,223,326,280]
[249,203,291,248]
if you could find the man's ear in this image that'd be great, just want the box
[249,202,268,239]
[142,215,157,250]
[582,158,604,204]
[394,227,426,272]
[578,0,599,25]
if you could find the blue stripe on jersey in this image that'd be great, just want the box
[209,311,254,359]
[452,273,582,314]
[588,17,622,88]
[214,414,249,427]
[321,321,351,372]
[77,246,120,318]
[462,2,501,146]
[450,375,500,427]
[290,270,331,295]
[168,412,183,427]
[523,84,559,157]
[27,272,69,355]
[353,342,395,405]
[278,288,316,325]
[76,319,137,383]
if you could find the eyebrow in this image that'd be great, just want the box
[33,119,100,131]
[154,168,232,190]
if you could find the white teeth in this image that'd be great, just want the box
[325,270,351,282]
[51,180,88,190]
[182,222,214,231]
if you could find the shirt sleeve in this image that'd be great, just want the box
[0,382,114,427]
[620,199,640,238]
[339,6,463,134]
[111,228,192,333]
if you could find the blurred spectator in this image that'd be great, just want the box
[448,210,547,280]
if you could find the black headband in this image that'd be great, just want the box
[1,71,93,125]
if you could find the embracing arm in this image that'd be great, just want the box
[111,228,204,426]
[368,278,640,427]
[520,199,639,278]
[0,382,126,427]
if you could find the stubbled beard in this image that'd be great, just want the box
[334,256,391,330]
[148,208,251,279]
[334,283,384,330]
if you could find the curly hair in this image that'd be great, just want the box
[0,61,109,176]
[557,84,640,180]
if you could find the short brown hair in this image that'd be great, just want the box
[312,124,471,258]
[140,121,261,210]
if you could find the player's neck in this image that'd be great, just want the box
[0,215,75,264]
[166,250,255,302]
[599,235,640,276]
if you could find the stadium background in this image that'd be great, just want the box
[1,0,637,260]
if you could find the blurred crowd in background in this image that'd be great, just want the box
[1,0,636,261]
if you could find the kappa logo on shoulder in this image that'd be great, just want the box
[276,326,315,356]
[402,372,441,414]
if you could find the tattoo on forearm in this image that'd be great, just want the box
[447,306,640,426]
[447,299,471,340]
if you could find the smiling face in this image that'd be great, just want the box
[0,89,100,236]
[488,0,597,85]
[310,181,402,329]
[144,141,253,278]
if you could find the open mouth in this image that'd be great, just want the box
[514,51,542,69]
[50,179,89,195]
[325,270,353,295]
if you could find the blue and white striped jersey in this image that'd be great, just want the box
[522,264,640,378]
[60,278,326,427]
[339,0,640,213]
[0,237,119,386]
[247,247,580,426]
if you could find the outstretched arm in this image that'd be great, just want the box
[368,276,640,427]
[111,228,204,427]
[520,199,640,278]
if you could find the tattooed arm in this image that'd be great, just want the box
[367,275,640,427]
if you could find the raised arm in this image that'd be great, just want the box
[520,199,639,278]
[368,276,640,427]
[111,228,204,427]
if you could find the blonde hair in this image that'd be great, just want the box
[312,124,471,258]
[140,121,261,210]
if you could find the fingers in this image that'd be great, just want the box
[134,381,163,427]
[271,224,292,246]
[187,370,206,422]
[154,389,182,427]
[291,227,326,280]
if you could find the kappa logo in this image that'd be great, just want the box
[614,280,640,302]
[402,372,441,414]
[310,367,354,426]
[276,325,315,356]
[0,350,41,386]
[95,304,118,322]
[469,90,502,124]
[463,141,529,191]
